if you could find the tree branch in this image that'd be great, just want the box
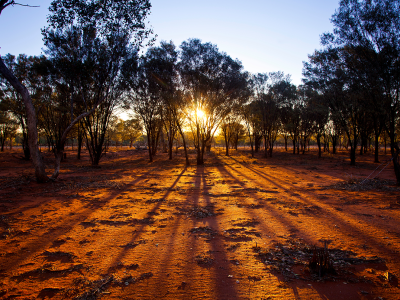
[0,1,39,15]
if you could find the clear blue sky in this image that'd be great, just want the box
[0,0,339,85]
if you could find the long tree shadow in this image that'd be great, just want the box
[190,165,240,299]
[216,153,399,299]
[0,165,159,274]
[227,155,400,257]
[105,165,189,275]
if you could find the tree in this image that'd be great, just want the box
[41,0,152,174]
[123,116,143,147]
[0,0,153,181]
[272,76,298,154]
[303,89,329,158]
[241,101,261,158]
[127,48,165,162]
[315,0,400,183]
[179,39,250,165]
[220,112,237,156]
[0,109,18,151]
[303,47,366,165]
[139,41,179,160]
[0,52,48,181]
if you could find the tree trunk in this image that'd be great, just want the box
[264,136,268,158]
[269,139,274,157]
[77,135,83,159]
[147,134,153,162]
[332,135,337,154]
[92,148,102,166]
[51,148,64,179]
[393,148,400,186]
[317,134,322,158]
[168,139,173,160]
[160,129,167,153]
[292,138,296,154]
[374,135,379,163]
[224,136,229,156]
[177,123,189,165]
[284,135,288,151]
[234,133,238,150]
[22,132,31,160]
[197,142,204,165]
[350,144,356,166]
[0,58,48,182]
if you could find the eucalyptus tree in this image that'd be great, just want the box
[263,72,296,157]
[304,89,329,158]
[295,85,330,155]
[41,0,152,174]
[270,75,298,154]
[0,109,18,151]
[316,0,400,182]
[0,54,45,160]
[220,109,243,156]
[123,116,143,148]
[230,121,246,150]
[241,101,261,158]
[0,3,47,182]
[303,47,366,165]
[0,0,152,180]
[179,39,250,165]
[127,42,179,162]
[144,41,180,161]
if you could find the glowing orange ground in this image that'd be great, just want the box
[0,147,399,299]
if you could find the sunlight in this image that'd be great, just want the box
[196,108,205,120]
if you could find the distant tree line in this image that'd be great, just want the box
[0,0,399,185]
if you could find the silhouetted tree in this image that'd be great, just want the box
[179,39,249,165]
[41,0,152,173]
[0,2,47,182]
[314,0,400,183]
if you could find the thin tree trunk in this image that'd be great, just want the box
[0,58,48,182]
[350,144,356,166]
[284,135,288,151]
[317,134,322,158]
[393,148,400,186]
[374,135,379,163]
[177,123,189,165]
[292,138,296,154]
[147,133,153,162]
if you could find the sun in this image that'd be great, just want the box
[196,108,205,120]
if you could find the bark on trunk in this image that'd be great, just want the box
[292,139,296,154]
[393,148,400,186]
[147,134,153,162]
[317,137,322,158]
[51,149,63,180]
[177,123,190,165]
[197,144,204,165]
[350,145,356,166]
[0,58,48,182]
[264,136,268,158]
[224,131,229,156]
[284,135,288,151]
[374,136,379,163]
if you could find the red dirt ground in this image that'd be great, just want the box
[0,146,399,300]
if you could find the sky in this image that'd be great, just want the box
[0,0,340,86]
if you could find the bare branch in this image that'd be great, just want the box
[0,1,39,15]
[13,2,39,8]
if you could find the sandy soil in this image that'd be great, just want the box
[0,146,399,300]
